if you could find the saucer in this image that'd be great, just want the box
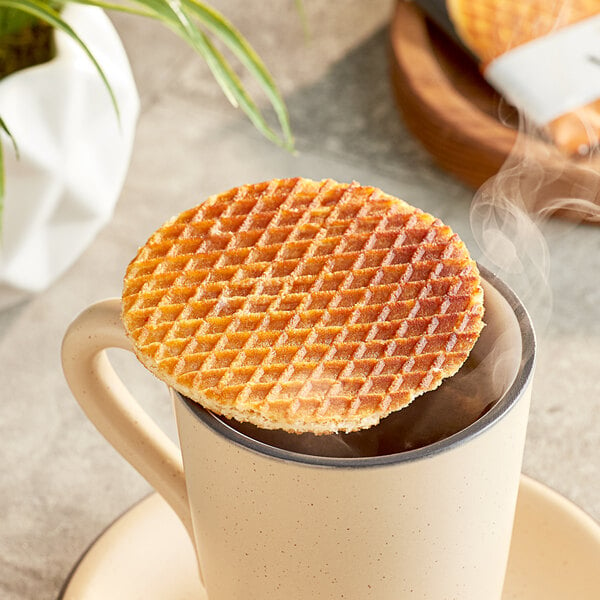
[59,475,600,599]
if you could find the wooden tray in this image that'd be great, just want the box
[389,0,600,222]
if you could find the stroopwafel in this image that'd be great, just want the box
[121,178,484,434]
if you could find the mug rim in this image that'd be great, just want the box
[177,265,536,468]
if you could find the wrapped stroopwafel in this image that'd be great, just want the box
[415,0,600,156]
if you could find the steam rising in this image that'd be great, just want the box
[471,105,600,333]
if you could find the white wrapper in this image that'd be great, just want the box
[485,15,600,126]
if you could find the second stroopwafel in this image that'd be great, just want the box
[122,178,484,434]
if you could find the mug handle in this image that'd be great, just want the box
[61,298,193,537]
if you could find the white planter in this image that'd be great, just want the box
[0,5,139,308]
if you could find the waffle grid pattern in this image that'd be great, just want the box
[448,0,598,64]
[122,178,484,432]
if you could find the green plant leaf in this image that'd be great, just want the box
[155,0,241,107]
[67,0,152,17]
[178,0,294,150]
[294,0,309,42]
[0,0,120,120]
[0,115,18,158]
[0,116,19,231]
[163,0,291,148]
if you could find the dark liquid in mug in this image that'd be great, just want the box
[217,328,513,458]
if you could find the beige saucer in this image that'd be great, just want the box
[59,475,600,600]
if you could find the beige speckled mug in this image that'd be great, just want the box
[61,267,535,600]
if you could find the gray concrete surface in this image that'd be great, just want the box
[1,2,598,598]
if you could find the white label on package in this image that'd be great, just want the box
[485,15,600,125]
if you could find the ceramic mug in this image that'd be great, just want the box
[61,267,535,600]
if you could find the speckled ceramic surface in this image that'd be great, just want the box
[58,476,600,600]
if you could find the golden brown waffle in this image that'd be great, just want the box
[447,0,597,65]
[122,178,484,434]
